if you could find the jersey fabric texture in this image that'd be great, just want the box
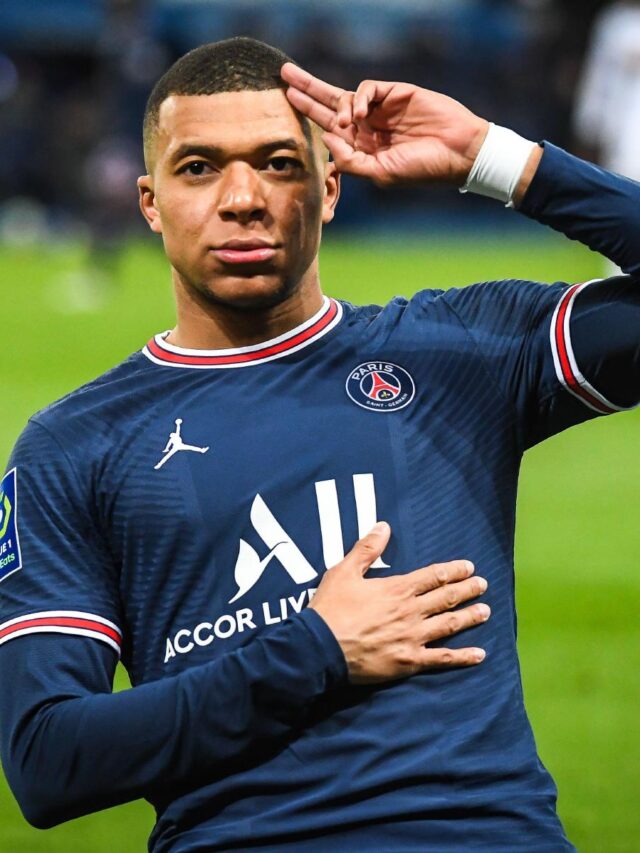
[1,144,639,852]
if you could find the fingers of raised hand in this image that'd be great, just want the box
[336,91,355,128]
[419,575,488,617]
[285,87,340,133]
[353,79,395,121]
[321,133,378,179]
[410,559,475,595]
[334,80,397,130]
[281,62,345,109]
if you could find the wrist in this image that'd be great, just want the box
[459,123,540,208]
[512,144,544,207]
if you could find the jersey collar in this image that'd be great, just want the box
[142,296,343,369]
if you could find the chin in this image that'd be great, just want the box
[195,273,298,313]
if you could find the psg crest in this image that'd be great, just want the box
[346,362,415,412]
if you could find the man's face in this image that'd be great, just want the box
[138,88,339,311]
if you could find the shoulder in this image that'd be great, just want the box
[339,280,563,332]
[338,289,448,335]
[34,351,150,421]
[334,287,493,360]
[339,279,558,316]
[19,351,154,461]
[438,279,566,330]
[339,290,445,322]
[337,281,567,357]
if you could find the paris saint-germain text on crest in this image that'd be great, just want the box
[346,362,415,412]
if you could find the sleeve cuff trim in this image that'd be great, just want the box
[550,279,638,414]
[0,611,122,656]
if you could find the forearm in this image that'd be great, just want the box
[517,142,640,276]
[513,143,640,414]
[0,608,346,828]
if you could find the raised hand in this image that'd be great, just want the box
[308,522,490,684]
[282,62,489,187]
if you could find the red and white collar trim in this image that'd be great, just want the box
[142,297,342,369]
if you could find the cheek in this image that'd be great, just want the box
[281,185,323,246]
[160,192,209,246]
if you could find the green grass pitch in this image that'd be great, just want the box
[0,235,638,851]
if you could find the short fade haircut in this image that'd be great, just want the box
[143,37,297,172]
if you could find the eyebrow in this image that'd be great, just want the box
[168,138,305,165]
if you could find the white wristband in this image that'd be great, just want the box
[459,123,538,208]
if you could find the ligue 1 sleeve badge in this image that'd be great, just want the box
[0,469,22,583]
[346,362,415,412]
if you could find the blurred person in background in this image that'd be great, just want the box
[573,0,640,178]
[0,0,168,311]
[49,0,168,311]
[573,0,640,272]
[574,0,640,180]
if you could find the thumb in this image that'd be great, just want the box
[345,521,391,576]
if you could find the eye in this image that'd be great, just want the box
[181,161,213,176]
[266,156,302,174]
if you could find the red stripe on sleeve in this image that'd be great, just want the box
[0,616,122,645]
[554,285,613,414]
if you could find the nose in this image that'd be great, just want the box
[217,163,267,224]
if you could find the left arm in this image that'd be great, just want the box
[282,64,640,422]
[516,141,640,277]
[516,142,640,423]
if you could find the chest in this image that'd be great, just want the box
[97,348,517,678]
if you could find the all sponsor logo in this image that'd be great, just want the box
[346,361,415,412]
[0,469,22,583]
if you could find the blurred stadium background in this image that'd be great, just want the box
[1,1,638,850]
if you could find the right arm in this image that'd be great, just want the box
[0,420,489,828]
[0,608,345,828]
[1,420,349,827]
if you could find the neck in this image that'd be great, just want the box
[166,264,324,350]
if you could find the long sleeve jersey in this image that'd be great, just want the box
[0,143,639,851]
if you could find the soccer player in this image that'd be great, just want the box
[1,36,639,851]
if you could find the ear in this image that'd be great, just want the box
[322,161,340,225]
[137,175,163,234]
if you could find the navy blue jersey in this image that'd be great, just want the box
[1,144,639,851]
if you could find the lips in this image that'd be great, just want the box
[212,239,278,265]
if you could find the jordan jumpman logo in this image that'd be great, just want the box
[154,419,210,470]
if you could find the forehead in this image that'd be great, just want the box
[156,89,312,158]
